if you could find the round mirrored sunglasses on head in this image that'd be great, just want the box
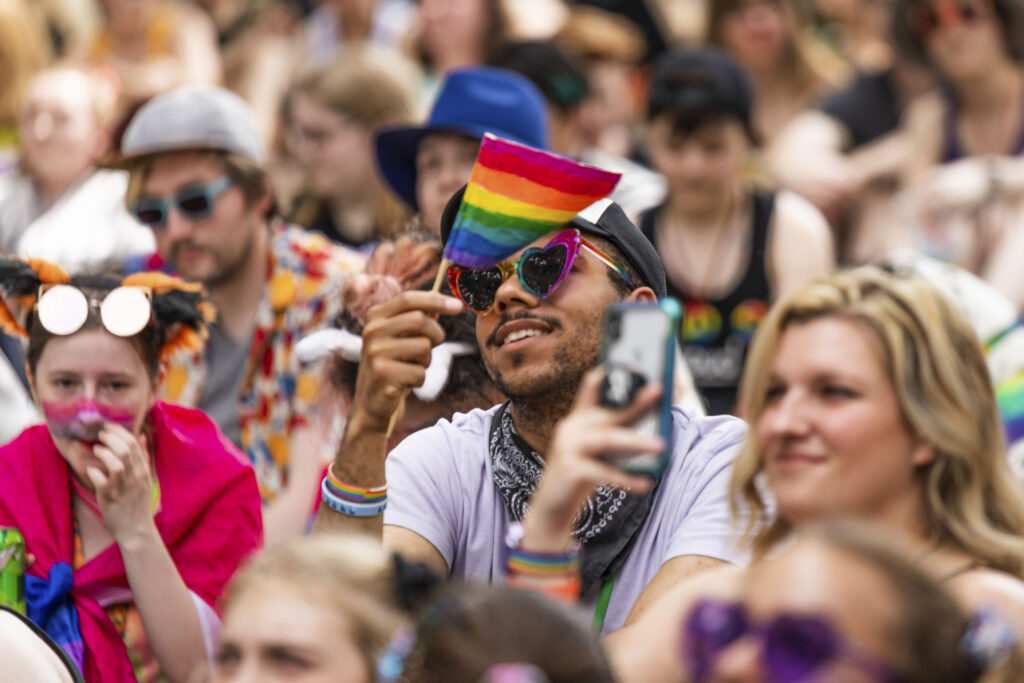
[683,599,909,683]
[130,175,233,229]
[447,228,634,315]
[35,285,154,338]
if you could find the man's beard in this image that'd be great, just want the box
[491,338,597,405]
[487,312,603,427]
[171,228,255,289]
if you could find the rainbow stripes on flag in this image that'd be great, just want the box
[997,369,1024,445]
[443,133,621,269]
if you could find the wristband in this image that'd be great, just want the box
[507,573,582,603]
[504,521,581,577]
[506,547,581,577]
[326,464,387,503]
[321,477,387,517]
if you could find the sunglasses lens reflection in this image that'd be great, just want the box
[521,244,569,296]
[37,285,89,336]
[457,268,505,312]
[101,287,152,337]
[177,191,213,217]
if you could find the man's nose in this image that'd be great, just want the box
[492,266,539,313]
[162,203,195,241]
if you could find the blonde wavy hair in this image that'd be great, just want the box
[0,0,51,127]
[222,535,405,675]
[731,266,1024,575]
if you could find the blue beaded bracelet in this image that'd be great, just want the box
[321,477,388,517]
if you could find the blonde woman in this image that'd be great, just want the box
[606,266,1024,682]
[214,535,406,683]
[0,0,51,162]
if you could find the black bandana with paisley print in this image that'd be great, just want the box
[489,402,660,595]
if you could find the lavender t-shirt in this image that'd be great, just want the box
[384,405,747,634]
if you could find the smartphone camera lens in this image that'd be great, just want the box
[600,364,645,409]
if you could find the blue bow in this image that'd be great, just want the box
[25,562,85,673]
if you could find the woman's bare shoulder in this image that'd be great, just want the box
[604,565,747,683]
[951,568,1024,630]
[900,89,947,171]
[903,89,947,130]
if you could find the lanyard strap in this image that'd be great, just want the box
[592,570,619,634]
[69,470,162,520]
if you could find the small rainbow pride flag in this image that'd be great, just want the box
[443,133,622,269]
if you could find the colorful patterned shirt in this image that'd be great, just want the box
[159,221,365,500]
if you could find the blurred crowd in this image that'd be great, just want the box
[2,0,1024,682]
[5,0,1024,280]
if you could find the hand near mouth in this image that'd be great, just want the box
[85,423,155,544]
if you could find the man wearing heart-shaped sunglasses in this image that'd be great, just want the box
[315,191,748,636]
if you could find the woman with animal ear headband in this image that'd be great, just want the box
[0,258,263,683]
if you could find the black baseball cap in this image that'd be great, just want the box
[440,186,667,299]
[646,47,757,141]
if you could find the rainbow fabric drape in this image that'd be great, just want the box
[443,134,621,269]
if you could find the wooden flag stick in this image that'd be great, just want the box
[430,257,450,293]
[385,257,452,438]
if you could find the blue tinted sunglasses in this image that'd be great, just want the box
[130,176,232,228]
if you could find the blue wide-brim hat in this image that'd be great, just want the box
[375,66,549,211]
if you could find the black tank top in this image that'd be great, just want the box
[640,192,774,415]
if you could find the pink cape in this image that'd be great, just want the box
[0,401,263,682]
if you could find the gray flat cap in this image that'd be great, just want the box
[114,85,265,164]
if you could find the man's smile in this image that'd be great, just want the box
[489,315,560,349]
